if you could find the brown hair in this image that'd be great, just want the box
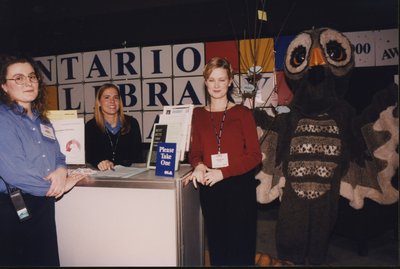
[203,57,235,103]
[0,54,49,122]
[203,57,234,80]
[94,83,131,135]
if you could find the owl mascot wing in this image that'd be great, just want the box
[254,27,399,209]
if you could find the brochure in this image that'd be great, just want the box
[51,118,85,165]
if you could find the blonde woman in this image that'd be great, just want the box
[85,83,143,171]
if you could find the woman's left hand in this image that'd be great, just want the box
[204,168,223,187]
[45,167,67,198]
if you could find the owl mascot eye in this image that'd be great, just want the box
[284,28,354,114]
[253,27,398,265]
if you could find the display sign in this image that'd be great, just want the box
[155,143,177,177]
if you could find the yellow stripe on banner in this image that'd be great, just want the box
[46,85,59,110]
[239,38,275,73]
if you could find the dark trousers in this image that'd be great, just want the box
[276,184,339,265]
[200,170,257,266]
[0,193,60,267]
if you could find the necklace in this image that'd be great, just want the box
[105,128,121,162]
[209,100,229,154]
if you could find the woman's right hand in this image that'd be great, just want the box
[45,166,67,198]
[190,163,207,189]
[97,160,115,171]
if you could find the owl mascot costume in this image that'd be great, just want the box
[254,27,398,265]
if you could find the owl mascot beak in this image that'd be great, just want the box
[309,47,327,67]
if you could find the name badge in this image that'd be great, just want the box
[40,124,56,140]
[211,153,229,168]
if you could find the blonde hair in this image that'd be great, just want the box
[94,83,131,135]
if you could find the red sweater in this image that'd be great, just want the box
[189,105,262,178]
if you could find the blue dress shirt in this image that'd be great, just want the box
[0,104,66,196]
[105,119,122,135]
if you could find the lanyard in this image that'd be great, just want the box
[105,129,121,162]
[0,175,16,194]
[209,101,228,154]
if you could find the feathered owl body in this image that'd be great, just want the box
[253,26,398,265]
[254,27,399,209]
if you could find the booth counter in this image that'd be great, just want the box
[55,164,204,266]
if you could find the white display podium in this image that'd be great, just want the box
[55,164,203,266]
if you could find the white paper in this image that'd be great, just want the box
[47,110,78,120]
[161,104,193,157]
[51,118,85,165]
[159,114,187,161]
[93,165,148,178]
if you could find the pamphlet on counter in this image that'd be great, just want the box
[92,165,149,178]
[147,104,193,171]
[50,115,85,165]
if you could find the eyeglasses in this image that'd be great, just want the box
[6,74,39,85]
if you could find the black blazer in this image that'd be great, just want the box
[85,115,144,168]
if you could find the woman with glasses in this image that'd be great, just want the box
[0,54,84,266]
[85,83,144,171]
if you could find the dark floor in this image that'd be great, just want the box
[256,199,399,267]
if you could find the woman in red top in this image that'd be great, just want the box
[189,57,262,266]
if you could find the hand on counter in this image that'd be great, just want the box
[189,163,207,189]
[64,173,87,194]
[97,160,115,171]
[182,170,193,187]
[45,166,67,198]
